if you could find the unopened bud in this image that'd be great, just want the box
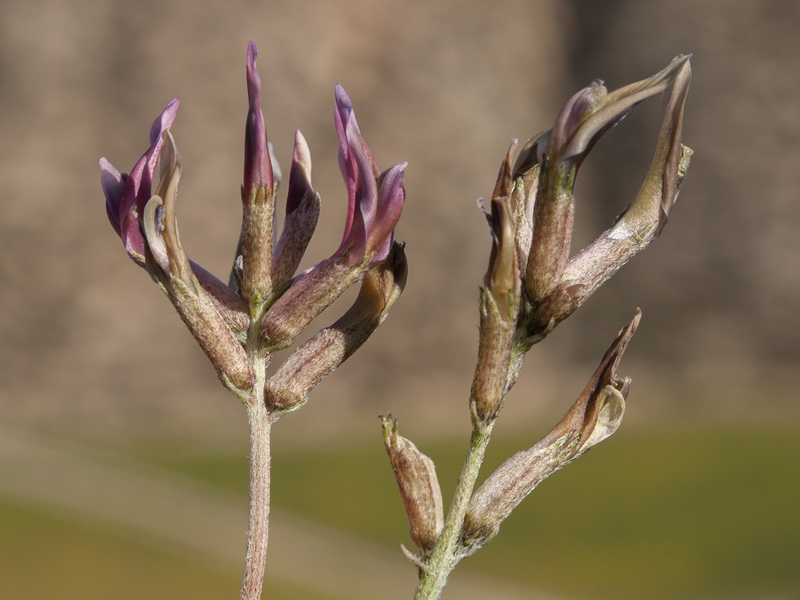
[239,42,276,304]
[509,132,544,271]
[381,415,444,553]
[271,129,320,292]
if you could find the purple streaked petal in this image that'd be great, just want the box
[367,162,406,262]
[335,85,358,241]
[243,41,273,196]
[333,84,394,265]
[350,130,379,233]
[546,80,606,163]
[100,158,124,235]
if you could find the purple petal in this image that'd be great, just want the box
[368,162,407,262]
[100,158,124,235]
[333,85,390,265]
[334,85,358,242]
[102,99,179,261]
[547,80,606,162]
[286,129,313,214]
[243,41,273,196]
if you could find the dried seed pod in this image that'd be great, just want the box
[381,415,444,554]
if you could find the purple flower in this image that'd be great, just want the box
[259,86,407,348]
[100,99,180,266]
[101,41,409,394]
[334,85,406,266]
[243,41,274,197]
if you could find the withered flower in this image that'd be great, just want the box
[463,311,639,548]
[513,55,692,343]
[471,142,522,424]
[381,415,444,555]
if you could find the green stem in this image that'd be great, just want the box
[415,421,495,600]
[240,356,275,600]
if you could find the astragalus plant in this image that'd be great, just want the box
[100,43,691,600]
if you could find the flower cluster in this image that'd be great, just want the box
[101,42,407,409]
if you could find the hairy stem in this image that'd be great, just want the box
[240,356,275,600]
[415,422,495,600]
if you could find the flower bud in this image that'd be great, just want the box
[239,41,276,304]
[271,129,320,292]
[334,85,406,266]
[509,132,544,271]
[381,415,444,553]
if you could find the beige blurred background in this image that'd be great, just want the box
[1,0,799,598]
[2,0,797,441]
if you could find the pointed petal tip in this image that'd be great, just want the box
[99,158,123,198]
[246,42,259,77]
[161,98,181,124]
[334,84,352,109]
[293,127,308,150]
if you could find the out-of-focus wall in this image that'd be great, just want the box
[0,0,797,442]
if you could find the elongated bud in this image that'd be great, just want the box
[471,144,521,424]
[271,129,320,291]
[239,41,276,303]
[334,86,406,266]
[142,132,255,392]
[266,244,407,411]
[464,311,639,548]
[381,415,444,554]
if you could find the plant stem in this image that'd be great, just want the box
[240,368,275,600]
[415,421,495,600]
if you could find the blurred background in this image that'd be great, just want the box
[1,0,799,598]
